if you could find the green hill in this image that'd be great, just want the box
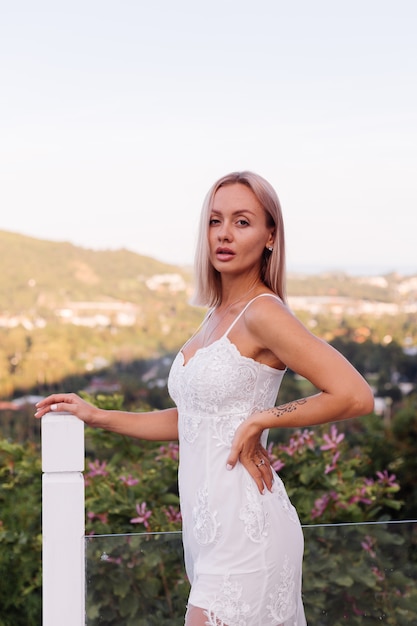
[0,231,202,398]
[0,230,415,400]
[0,229,193,312]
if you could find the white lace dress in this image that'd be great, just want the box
[168,296,307,626]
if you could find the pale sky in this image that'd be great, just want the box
[1,0,416,274]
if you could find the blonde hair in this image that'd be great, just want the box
[192,171,286,307]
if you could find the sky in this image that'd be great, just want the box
[1,0,416,274]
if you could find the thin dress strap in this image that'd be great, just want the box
[223,293,282,338]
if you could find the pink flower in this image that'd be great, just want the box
[119,474,139,486]
[324,450,340,474]
[376,470,399,488]
[311,493,331,519]
[267,443,285,472]
[371,566,385,581]
[86,459,109,478]
[156,442,179,461]
[87,511,108,524]
[164,506,182,524]
[361,535,376,558]
[130,502,152,529]
[348,485,372,505]
[311,491,340,519]
[320,425,344,451]
[282,429,315,456]
[272,458,285,472]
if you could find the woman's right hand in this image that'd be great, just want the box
[34,393,100,426]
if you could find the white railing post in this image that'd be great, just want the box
[42,412,85,626]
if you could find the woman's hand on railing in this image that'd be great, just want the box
[35,393,100,425]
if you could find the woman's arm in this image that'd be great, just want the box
[227,297,374,492]
[35,393,178,441]
[249,296,374,427]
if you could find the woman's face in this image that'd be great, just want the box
[208,183,274,278]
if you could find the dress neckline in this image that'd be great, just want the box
[179,335,285,374]
[180,293,284,371]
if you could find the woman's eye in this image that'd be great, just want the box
[209,218,220,225]
[237,219,249,226]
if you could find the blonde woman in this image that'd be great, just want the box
[36,171,374,625]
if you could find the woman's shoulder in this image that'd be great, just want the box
[246,291,289,314]
[249,292,285,306]
[243,291,291,329]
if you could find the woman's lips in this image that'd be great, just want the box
[215,247,235,261]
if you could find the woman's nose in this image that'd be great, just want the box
[217,221,232,241]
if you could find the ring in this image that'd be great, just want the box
[255,459,266,467]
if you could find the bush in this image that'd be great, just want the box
[1,399,415,625]
[0,439,42,626]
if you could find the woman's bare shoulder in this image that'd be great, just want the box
[244,292,309,346]
[245,292,293,323]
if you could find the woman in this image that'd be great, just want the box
[35,171,374,625]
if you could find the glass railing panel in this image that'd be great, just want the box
[85,531,188,626]
[85,521,417,625]
[302,520,417,625]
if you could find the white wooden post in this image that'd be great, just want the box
[42,412,85,626]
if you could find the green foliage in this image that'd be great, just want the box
[1,394,416,624]
[0,439,42,626]
[80,423,416,624]
[84,523,417,625]
[303,521,417,624]
[86,533,189,625]
[270,425,403,524]
[386,398,417,518]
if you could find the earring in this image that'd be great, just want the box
[266,246,273,252]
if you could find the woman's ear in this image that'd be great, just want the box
[266,230,275,250]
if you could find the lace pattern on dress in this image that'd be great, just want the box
[251,375,274,413]
[183,412,202,444]
[239,479,269,543]
[204,576,251,626]
[272,477,299,524]
[211,414,244,447]
[193,485,221,545]
[266,555,296,623]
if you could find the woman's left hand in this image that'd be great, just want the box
[226,417,273,494]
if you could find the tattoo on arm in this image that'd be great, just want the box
[263,399,308,419]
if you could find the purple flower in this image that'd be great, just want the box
[164,506,182,524]
[87,511,108,524]
[130,502,152,529]
[324,450,340,474]
[119,474,139,487]
[361,535,376,558]
[371,566,385,581]
[311,491,340,519]
[376,470,399,488]
[156,442,179,461]
[272,458,285,472]
[267,443,285,472]
[282,429,315,456]
[86,459,109,478]
[348,485,372,506]
[320,425,344,451]
[311,493,331,519]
